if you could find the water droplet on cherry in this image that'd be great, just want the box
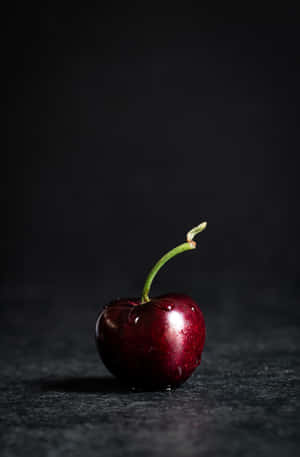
[154,301,174,311]
[128,310,139,325]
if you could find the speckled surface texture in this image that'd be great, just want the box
[1,286,299,456]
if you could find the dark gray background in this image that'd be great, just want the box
[1,4,300,456]
[3,4,299,295]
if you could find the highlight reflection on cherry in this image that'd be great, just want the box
[95,222,207,389]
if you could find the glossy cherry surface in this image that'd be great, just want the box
[95,293,205,389]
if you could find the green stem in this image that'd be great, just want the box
[141,222,207,303]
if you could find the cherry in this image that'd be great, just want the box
[95,222,207,389]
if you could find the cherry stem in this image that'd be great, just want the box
[141,222,207,304]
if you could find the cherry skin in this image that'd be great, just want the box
[95,293,205,389]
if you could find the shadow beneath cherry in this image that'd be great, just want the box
[36,376,178,394]
[37,376,132,394]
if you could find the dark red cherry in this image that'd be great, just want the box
[95,222,208,389]
[95,293,205,389]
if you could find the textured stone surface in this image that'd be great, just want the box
[1,292,299,456]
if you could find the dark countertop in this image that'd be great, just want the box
[1,287,299,457]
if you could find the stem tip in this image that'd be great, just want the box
[186,221,207,244]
